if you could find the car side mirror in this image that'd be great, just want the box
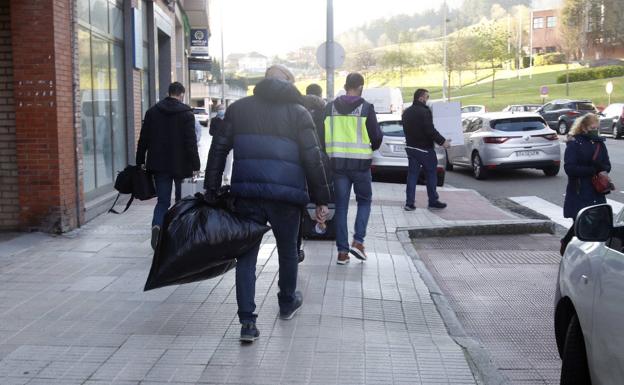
[575,204,613,242]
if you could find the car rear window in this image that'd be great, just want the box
[490,117,546,132]
[576,102,596,111]
[380,121,404,137]
[193,108,207,115]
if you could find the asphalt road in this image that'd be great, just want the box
[444,135,624,207]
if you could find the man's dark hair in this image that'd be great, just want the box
[344,73,365,90]
[413,88,429,101]
[168,82,185,97]
[306,83,323,97]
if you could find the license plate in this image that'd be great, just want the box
[393,144,405,152]
[516,150,539,157]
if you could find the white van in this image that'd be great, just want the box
[337,87,404,114]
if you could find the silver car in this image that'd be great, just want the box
[371,114,446,186]
[447,112,561,179]
[555,204,624,385]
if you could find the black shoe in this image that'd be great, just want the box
[151,225,161,250]
[404,204,416,211]
[297,249,305,263]
[240,322,260,343]
[279,291,303,320]
[428,201,447,210]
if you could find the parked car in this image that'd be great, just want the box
[502,104,542,113]
[461,105,486,117]
[447,112,560,179]
[536,99,597,135]
[598,103,624,138]
[371,114,446,186]
[555,204,624,385]
[193,107,209,126]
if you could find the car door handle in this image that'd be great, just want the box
[581,274,589,284]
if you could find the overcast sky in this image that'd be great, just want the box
[208,0,561,58]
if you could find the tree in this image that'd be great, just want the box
[473,20,512,98]
[210,59,222,83]
[559,0,586,95]
[427,32,474,98]
[353,51,378,81]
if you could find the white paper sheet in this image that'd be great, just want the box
[430,101,463,146]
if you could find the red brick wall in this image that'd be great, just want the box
[11,0,78,232]
[532,10,560,53]
[0,0,18,230]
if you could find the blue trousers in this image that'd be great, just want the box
[152,173,182,227]
[405,147,438,206]
[234,198,301,323]
[333,169,372,253]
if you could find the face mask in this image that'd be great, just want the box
[217,111,225,118]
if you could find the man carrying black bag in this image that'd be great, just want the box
[136,82,200,250]
[205,65,332,343]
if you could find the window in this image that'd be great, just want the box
[78,0,126,196]
[547,16,556,28]
[542,103,554,112]
[379,121,404,137]
[533,17,544,29]
[576,102,597,112]
[490,117,546,132]
[546,46,557,53]
[140,0,151,118]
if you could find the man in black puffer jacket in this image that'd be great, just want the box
[136,82,200,249]
[204,65,332,343]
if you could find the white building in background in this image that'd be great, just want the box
[227,52,268,74]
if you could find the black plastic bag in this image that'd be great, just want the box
[144,192,270,290]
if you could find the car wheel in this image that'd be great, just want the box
[613,124,620,139]
[543,165,560,176]
[558,121,569,135]
[471,152,487,180]
[560,314,591,385]
[445,150,454,171]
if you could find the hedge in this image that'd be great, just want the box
[556,66,624,83]
[534,53,565,66]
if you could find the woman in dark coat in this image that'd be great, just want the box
[561,113,611,255]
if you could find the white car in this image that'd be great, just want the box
[555,204,624,385]
[193,107,209,126]
[371,114,446,186]
[338,87,404,114]
[461,104,486,117]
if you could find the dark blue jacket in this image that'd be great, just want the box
[563,134,611,218]
[204,78,332,206]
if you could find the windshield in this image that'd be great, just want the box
[380,121,404,137]
[490,117,546,132]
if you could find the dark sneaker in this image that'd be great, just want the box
[240,322,260,343]
[349,241,367,261]
[336,252,350,265]
[298,249,305,264]
[404,204,416,211]
[151,225,160,251]
[428,201,447,210]
[279,291,303,320]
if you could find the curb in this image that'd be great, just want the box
[397,230,509,385]
[401,219,555,238]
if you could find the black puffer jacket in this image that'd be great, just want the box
[204,78,332,206]
[136,97,200,178]
[402,100,446,150]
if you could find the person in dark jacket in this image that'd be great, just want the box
[401,88,450,211]
[560,113,611,255]
[323,73,383,265]
[136,82,200,250]
[209,104,232,184]
[204,64,332,342]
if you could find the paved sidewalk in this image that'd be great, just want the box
[0,183,527,384]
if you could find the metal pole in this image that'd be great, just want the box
[517,13,521,79]
[442,0,447,101]
[529,9,533,79]
[326,0,334,100]
[507,14,511,70]
[220,0,226,104]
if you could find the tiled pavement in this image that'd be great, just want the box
[0,183,526,384]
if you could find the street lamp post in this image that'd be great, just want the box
[326,0,334,100]
[442,0,448,101]
[220,0,226,104]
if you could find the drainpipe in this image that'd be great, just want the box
[71,0,81,228]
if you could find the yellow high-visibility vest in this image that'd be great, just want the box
[324,102,372,160]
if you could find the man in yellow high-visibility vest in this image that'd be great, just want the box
[323,73,383,265]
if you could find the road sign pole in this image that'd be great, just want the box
[326,0,334,100]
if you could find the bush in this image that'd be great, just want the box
[534,53,565,66]
[556,65,624,83]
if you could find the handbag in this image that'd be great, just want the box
[591,143,614,194]
[109,165,156,214]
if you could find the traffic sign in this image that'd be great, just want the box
[540,86,549,96]
[316,42,345,69]
[606,81,614,95]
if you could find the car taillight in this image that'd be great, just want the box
[483,137,510,144]
[566,111,580,117]
[538,133,559,140]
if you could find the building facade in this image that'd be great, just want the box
[0,0,210,232]
[531,9,560,54]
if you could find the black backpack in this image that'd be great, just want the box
[109,165,156,214]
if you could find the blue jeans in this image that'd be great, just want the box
[406,148,438,206]
[334,169,372,253]
[234,198,301,323]
[152,173,183,227]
